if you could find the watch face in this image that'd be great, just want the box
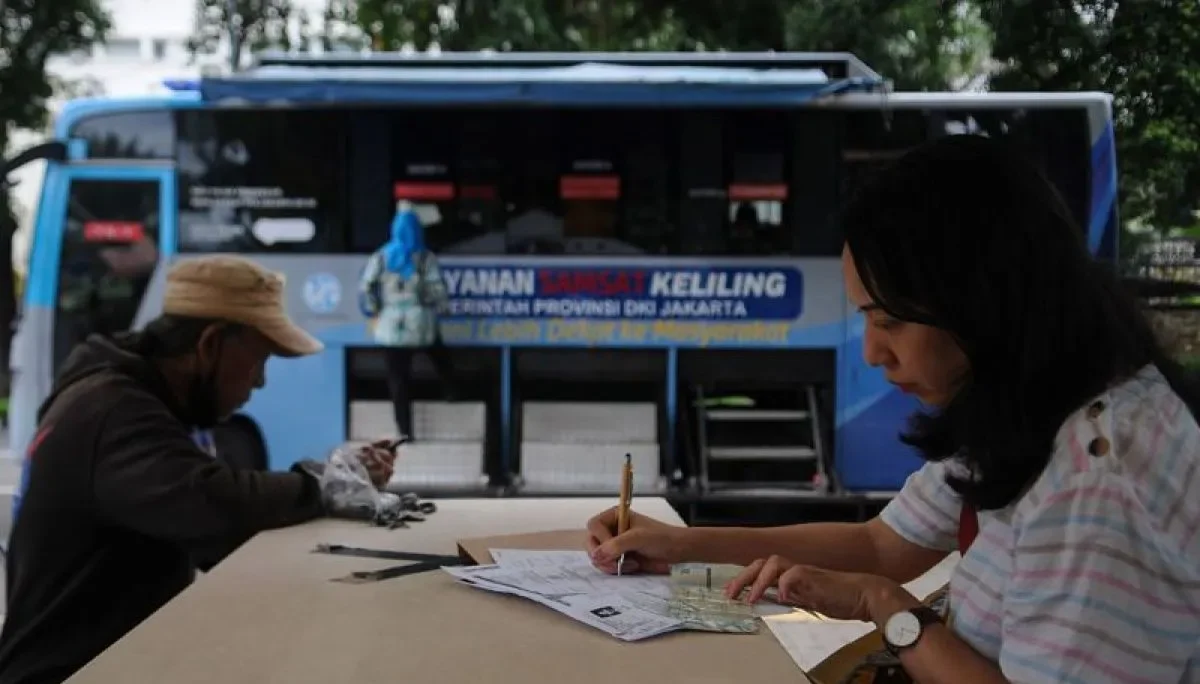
[885,611,922,649]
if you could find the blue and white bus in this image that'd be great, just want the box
[5,52,1119,517]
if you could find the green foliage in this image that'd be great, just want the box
[0,0,110,141]
[982,0,1200,236]
[1,0,111,387]
[334,0,988,90]
[781,0,991,90]
[187,0,311,67]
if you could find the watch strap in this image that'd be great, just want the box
[884,605,943,655]
[910,605,943,627]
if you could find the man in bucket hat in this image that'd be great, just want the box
[0,256,394,684]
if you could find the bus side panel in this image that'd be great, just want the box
[231,254,850,471]
[834,321,924,491]
[10,165,71,513]
[216,251,927,489]
[1088,114,1119,261]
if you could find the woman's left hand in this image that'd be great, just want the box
[764,562,904,623]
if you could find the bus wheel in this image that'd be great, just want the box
[213,419,268,471]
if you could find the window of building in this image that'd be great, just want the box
[104,38,143,60]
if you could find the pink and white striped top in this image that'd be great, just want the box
[880,363,1200,683]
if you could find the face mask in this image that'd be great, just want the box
[186,335,225,429]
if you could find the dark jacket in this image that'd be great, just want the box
[0,334,325,684]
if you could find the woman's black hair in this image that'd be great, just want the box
[842,134,1200,511]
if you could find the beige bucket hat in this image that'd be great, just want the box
[162,255,324,357]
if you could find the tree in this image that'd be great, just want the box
[187,0,302,70]
[0,0,110,395]
[335,0,985,91]
[780,0,991,90]
[333,0,689,53]
[982,0,1200,237]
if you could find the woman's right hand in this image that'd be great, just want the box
[586,507,688,575]
[723,555,797,603]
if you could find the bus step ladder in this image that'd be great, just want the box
[347,400,488,491]
[516,402,665,494]
[695,385,832,494]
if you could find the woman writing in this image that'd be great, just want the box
[587,135,1200,683]
[360,204,458,440]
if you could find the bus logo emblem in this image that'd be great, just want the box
[303,272,342,314]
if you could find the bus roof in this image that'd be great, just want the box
[198,61,883,107]
[823,90,1114,109]
[252,50,884,82]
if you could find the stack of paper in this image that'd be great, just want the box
[445,549,792,641]
[762,552,961,673]
[444,548,685,641]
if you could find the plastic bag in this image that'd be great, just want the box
[316,444,404,523]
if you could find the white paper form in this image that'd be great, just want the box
[443,565,683,641]
[763,612,875,671]
[487,549,793,618]
[450,549,797,640]
[763,552,961,673]
[485,548,675,599]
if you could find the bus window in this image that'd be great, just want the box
[787,110,842,256]
[495,109,675,257]
[54,179,160,372]
[69,110,176,160]
[450,113,506,254]
[379,110,508,255]
[368,108,679,257]
[674,110,802,257]
[840,109,931,196]
[502,110,564,255]
[939,107,1091,232]
[389,110,457,251]
[726,110,789,256]
[175,109,347,253]
[620,112,675,255]
[677,112,728,255]
[556,110,633,256]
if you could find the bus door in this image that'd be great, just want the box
[10,164,175,478]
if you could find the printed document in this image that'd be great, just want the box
[446,548,794,642]
[443,551,681,641]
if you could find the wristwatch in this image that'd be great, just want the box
[882,606,942,655]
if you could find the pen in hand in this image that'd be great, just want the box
[616,453,633,576]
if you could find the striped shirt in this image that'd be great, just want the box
[880,364,1200,683]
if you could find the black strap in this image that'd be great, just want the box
[314,543,460,565]
[333,561,450,584]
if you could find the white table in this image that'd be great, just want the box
[65,497,809,684]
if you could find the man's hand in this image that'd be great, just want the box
[355,439,398,489]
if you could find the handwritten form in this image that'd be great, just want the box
[444,549,790,641]
[762,553,960,671]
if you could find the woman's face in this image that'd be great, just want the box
[841,246,969,407]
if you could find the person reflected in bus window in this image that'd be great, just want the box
[359,203,459,441]
[0,255,398,684]
[584,135,1200,683]
[728,202,762,255]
